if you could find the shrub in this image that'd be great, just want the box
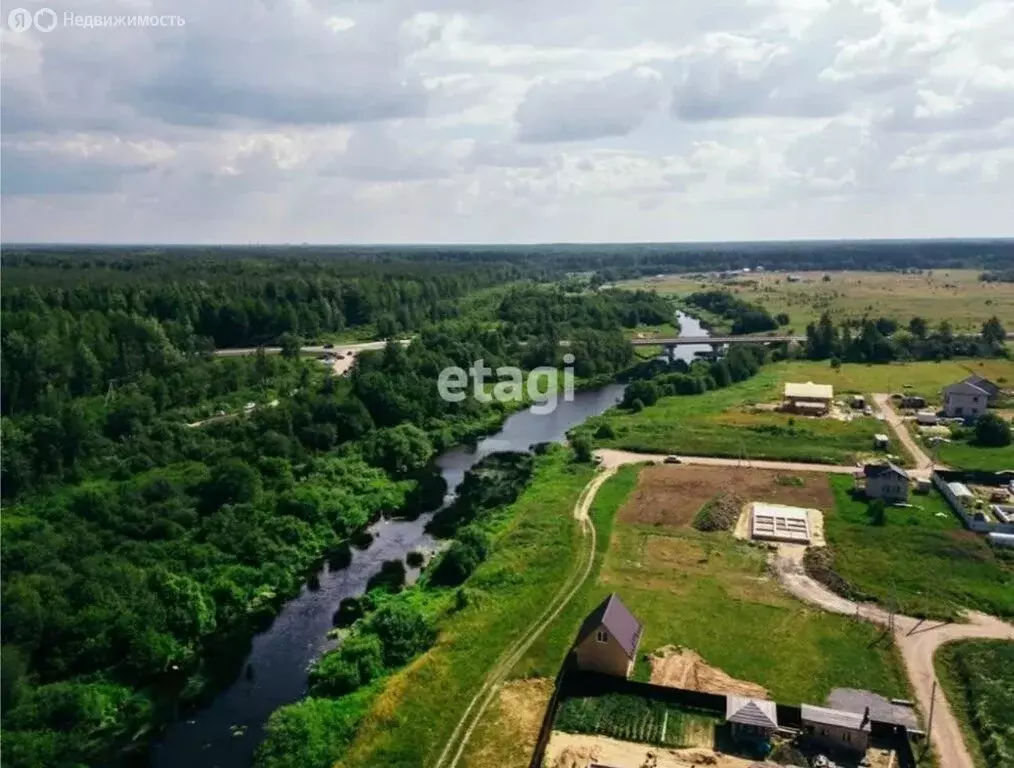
[975,413,1012,447]
[406,550,425,568]
[692,491,744,532]
[366,559,407,594]
[367,602,436,667]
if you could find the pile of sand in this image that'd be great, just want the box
[648,646,769,698]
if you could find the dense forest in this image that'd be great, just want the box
[0,249,673,767]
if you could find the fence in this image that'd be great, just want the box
[530,663,919,768]
[932,470,1014,534]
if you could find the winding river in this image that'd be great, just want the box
[150,311,708,767]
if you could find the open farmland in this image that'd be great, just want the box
[622,269,1014,334]
[936,639,1014,768]
[815,476,1014,620]
[587,465,910,704]
[584,370,890,466]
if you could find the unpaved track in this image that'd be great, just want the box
[433,467,616,768]
[774,545,1014,768]
[595,448,858,474]
[873,393,940,475]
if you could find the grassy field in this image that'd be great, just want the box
[934,439,1014,471]
[337,455,643,768]
[765,359,1014,404]
[601,516,910,703]
[820,476,1014,620]
[935,640,1014,768]
[622,269,1014,334]
[584,369,890,465]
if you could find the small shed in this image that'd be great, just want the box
[801,704,871,753]
[873,434,890,450]
[989,533,1014,549]
[916,411,939,425]
[726,697,778,745]
[573,593,643,678]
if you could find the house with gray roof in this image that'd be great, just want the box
[863,462,910,502]
[573,593,643,678]
[943,378,992,419]
[726,696,778,745]
[802,704,871,753]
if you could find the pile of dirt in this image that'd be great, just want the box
[648,646,769,698]
[692,491,745,532]
[802,547,869,602]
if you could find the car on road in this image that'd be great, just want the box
[664,455,681,464]
[323,343,334,349]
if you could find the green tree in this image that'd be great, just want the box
[279,332,303,358]
[975,413,1012,447]
[367,601,436,667]
[981,316,1007,347]
[908,316,928,338]
[868,498,887,526]
[571,434,594,463]
[362,424,433,475]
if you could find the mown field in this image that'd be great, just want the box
[819,476,1014,620]
[585,368,890,465]
[337,457,643,768]
[934,439,1014,471]
[936,640,1014,768]
[622,269,1014,334]
[555,694,719,748]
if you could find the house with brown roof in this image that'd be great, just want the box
[573,593,643,678]
[726,696,778,745]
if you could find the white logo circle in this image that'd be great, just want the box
[7,7,33,31]
[34,7,57,32]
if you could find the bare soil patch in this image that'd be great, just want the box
[546,733,759,768]
[648,646,769,698]
[619,465,836,528]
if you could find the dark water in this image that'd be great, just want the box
[150,312,705,768]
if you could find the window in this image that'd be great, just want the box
[595,630,608,644]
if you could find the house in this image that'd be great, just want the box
[942,378,991,419]
[726,696,778,745]
[801,704,871,754]
[863,463,910,502]
[965,373,1000,403]
[783,382,834,415]
[573,593,643,678]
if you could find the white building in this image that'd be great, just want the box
[942,379,991,419]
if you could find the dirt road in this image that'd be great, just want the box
[774,545,1014,768]
[873,393,940,475]
[595,448,858,474]
[434,467,617,768]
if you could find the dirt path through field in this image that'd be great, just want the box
[433,467,616,768]
[872,393,941,475]
[773,544,1014,768]
[595,448,858,474]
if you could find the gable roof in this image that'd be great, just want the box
[964,373,1000,396]
[576,593,643,659]
[784,381,833,400]
[864,462,909,480]
[726,696,778,729]
[801,704,871,732]
[944,380,989,397]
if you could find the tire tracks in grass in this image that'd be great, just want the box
[432,467,616,768]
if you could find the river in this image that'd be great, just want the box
[150,311,707,767]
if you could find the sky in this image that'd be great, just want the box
[1,0,1013,244]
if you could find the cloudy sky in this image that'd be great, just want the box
[2,0,1013,243]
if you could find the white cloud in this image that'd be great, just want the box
[1,0,1012,242]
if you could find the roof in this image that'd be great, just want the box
[576,593,643,659]
[948,482,974,498]
[864,463,909,480]
[784,381,834,400]
[793,401,829,411]
[801,704,871,732]
[726,697,778,729]
[944,380,989,397]
[964,373,999,396]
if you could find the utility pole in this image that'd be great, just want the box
[927,679,937,742]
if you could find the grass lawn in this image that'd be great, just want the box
[765,359,1014,403]
[934,438,1014,472]
[337,454,639,768]
[586,369,888,465]
[600,516,910,704]
[621,270,1014,334]
[935,639,1014,768]
[821,476,1014,620]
